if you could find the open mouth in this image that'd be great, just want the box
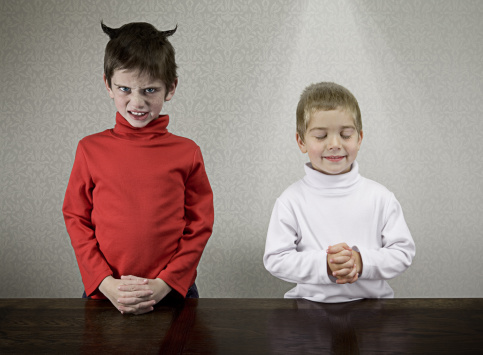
[129,111,149,120]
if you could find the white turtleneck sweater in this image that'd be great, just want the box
[263,161,415,303]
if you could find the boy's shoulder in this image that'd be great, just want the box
[360,175,392,194]
[79,129,111,143]
[167,132,200,147]
[276,178,307,206]
[360,175,399,204]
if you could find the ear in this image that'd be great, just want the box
[357,130,363,150]
[296,132,308,153]
[103,74,114,99]
[164,78,178,101]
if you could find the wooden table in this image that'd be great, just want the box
[1,298,482,354]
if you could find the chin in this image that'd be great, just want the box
[130,121,149,128]
[126,118,154,128]
[317,165,351,175]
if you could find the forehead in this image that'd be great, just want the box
[308,109,356,130]
[111,69,164,86]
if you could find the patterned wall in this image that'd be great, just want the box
[1,0,482,298]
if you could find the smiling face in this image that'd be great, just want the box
[296,108,363,175]
[104,69,177,128]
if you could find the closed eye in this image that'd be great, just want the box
[341,129,355,139]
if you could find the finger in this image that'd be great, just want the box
[330,250,353,260]
[118,289,154,300]
[327,244,352,255]
[121,275,145,281]
[118,304,135,314]
[327,245,343,254]
[333,242,351,250]
[333,268,350,278]
[334,259,357,277]
[336,264,358,283]
[330,264,348,274]
[347,265,359,283]
[120,277,149,285]
[346,263,357,279]
[118,284,150,293]
[118,296,155,306]
[333,266,350,277]
[105,297,126,314]
[336,277,350,284]
[118,302,154,314]
[119,300,156,315]
[329,255,352,265]
[337,276,356,284]
[330,258,355,273]
[119,290,154,301]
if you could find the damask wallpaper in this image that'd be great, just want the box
[1,0,482,298]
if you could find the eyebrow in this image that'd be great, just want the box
[113,83,163,89]
[308,125,356,132]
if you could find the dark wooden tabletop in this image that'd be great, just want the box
[0,298,482,354]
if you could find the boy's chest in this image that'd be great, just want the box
[86,142,191,200]
[293,192,386,247]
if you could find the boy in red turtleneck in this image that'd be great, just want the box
[62,22,214,315]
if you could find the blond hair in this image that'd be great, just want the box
[296,82,362,142]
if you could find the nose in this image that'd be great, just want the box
[130,91,145,109]
[327,134,341,150]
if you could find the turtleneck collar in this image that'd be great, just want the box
[111,112,170,140]
[303,161,362,193]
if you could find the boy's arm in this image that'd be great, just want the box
[354,194,415,280]
[62,142,112,296]
[263,199,333,285]
[157,147,214,296]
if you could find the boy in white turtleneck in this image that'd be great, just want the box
[263,82,415,303]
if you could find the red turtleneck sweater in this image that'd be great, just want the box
[63,113,214,299]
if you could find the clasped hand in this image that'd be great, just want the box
[98,275,172,315]
[326,243,362,284]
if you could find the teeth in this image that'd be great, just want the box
[131,111,146,116]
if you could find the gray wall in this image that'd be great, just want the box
[1,0,482,298]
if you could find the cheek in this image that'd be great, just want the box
[153,100,166,113]
[112,97,124,107]
[307,144,323,156]
[349,143,360,155]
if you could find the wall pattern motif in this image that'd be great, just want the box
[1,0,482,298]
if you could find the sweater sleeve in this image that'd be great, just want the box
[355,193,415,280]
[263,199,332,285]
[62,142,112,296]
[158,147,214,296]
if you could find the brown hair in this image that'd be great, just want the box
[296,82,362,142]
[102,21,177,93]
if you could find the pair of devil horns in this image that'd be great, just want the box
[101,21,177,40]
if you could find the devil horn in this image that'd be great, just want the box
[160,24,178,38]
[101,21,119,39]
